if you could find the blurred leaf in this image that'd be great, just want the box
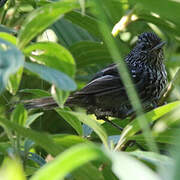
[28,152,46,166]
[0,142,11,155]
[170,130,180,180]
[11,104,28,126]
[51,86,69,108]
[0,25,17,34]
[0,39,24,92]
[105,150,160,180]
[117,101,180,148]
[20,89,51,98]
[30,144,109,180]
[0,32,17,44]
[52,134,88,149]
[72,163,105,180]
[24,62,77,91]
[7,67,23,95]
[65,10,102,39]
[57,110,108,147]
[24,42,76,77]
[69,41,113,68]
[18,0,80,48]
[130,0,180,24]
[25,112,44,127]
[0,117,63,156]
[130,151,173,170]
[51,18,95,47]
[0,158,26,180]
[56,109,83,136]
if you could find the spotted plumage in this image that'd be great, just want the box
[23,32,167,122]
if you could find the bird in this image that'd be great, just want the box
[22,32,167,130]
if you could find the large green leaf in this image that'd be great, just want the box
[65,11,102,39]
[130,151,173,172]
[0,158,26,180]
[51,17,95,48]
[105,150,160,180]
[69,41,113,68]
[11,104,28,127]
[116,101,180,149]
[30,144,109,180]
[129,0,180,24]
[24,62,76,91]
[52,134,89,149]
[56,109,83,136]
[0,33,23,94]
[24,42,76,77]
[59,110,108,148]
[18,0,80,48]
[0,39,24,92]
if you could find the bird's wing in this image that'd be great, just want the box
[75,63,145,96]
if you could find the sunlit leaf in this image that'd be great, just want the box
[30,144,109,180]
[18,0,80,48]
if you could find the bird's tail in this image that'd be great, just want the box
[22,97,58,110]
[20,96,79,110]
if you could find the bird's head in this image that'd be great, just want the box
[132,32,165,65]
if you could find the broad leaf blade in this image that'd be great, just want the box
[24,62,76,91]
[18,0,80,48]
[0,39,24,92]
[30,144,109,180]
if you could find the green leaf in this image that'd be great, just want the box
[20,89,51,98]
[24,42,76,77]
[65,11,102,39]
[0,39,24,92]
[0,34,22,94]
[51,18,95,47]
[57,110,108,148]
[18,0,80,48]
[56,109,83,136]
[52,134,89,149]
[117,101,180,148]
[0,117,63,156]
[0,158,26,180]
[105,150,160,180]
[11,104,28,126]
[30,144,109,180]
[51,86,69,108]
[0,32,17,44]
[130,151,173,171]
[0,25,17,34]
[72,163,105,180]
[130,0,180,24]
[25,112,44,127]
[69,41,112,68]
[24,62,77,91]
[7,67,23,95]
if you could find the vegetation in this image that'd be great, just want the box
[0,0,180,179]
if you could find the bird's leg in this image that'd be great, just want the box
[97,116,123,131]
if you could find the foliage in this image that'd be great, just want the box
[0,0,180,179]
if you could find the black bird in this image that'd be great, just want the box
[23,32,167,130]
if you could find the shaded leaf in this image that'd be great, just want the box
[0,117,63,156]
[24,62,77,91]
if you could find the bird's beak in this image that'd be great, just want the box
[150,41,166,51]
